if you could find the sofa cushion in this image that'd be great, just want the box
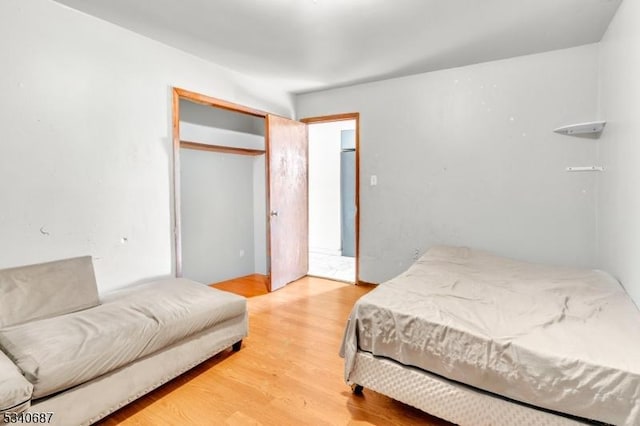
[0,278,246,399]
[0,300,159,399]
[101,278,247,356]
[0,256,99,328]
[0,349,32,411]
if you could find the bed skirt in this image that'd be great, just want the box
[349,351,595,426]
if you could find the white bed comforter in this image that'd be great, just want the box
[340,246,640,425]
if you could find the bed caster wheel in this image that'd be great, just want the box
[232,340,243,352]
[351,384,364,395]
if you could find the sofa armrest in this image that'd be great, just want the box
[0,350,32,412]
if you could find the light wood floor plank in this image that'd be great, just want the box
[98,277,451,425]
[211,274,269,297]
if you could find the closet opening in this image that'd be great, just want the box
[173,88,310,294]
[173,89,268,293]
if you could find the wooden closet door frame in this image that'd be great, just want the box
[171,87,269,277]
[300,113,361,285]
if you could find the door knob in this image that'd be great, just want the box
[270,210,279,217]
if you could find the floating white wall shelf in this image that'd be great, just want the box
[554,121,606,136]
[566,166,604,172]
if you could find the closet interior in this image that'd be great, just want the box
[179,99,268,286]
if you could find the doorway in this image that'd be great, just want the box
[302,114,360,284]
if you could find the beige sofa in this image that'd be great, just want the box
[0,256,248,425]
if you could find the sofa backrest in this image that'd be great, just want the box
[0,256,99,329]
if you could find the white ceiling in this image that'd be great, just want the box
[54,0,622,93]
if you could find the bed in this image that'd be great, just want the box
[340,246,640,426]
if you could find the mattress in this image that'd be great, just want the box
[340,246,640,426]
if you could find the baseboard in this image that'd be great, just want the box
[209,273,268,287]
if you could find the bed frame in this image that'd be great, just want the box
[349,351,594,426]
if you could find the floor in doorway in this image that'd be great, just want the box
[308,251,355,283]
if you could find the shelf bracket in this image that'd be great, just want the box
[554,121,606,136]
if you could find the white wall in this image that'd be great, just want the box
[179,119,267,283]
[180,149,256,284]
[308,120,356,255]
[297,45,600,284]
[180,100,265,136]
[0,0,292,292]
[597,0,640,307]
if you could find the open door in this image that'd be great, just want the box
[266,115,308,291]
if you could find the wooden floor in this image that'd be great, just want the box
[211,274,270,297]
[98,276,452,426]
